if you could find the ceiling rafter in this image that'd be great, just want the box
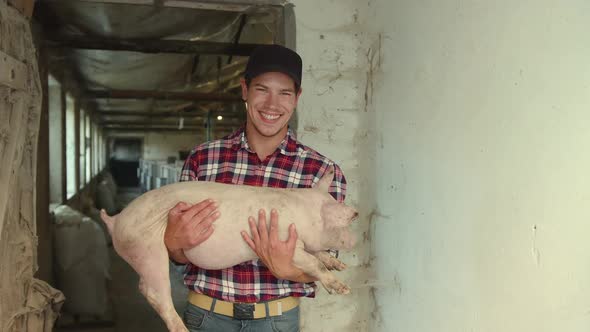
[44,34,265,56]
[46,0,287,12]
[86,89,243,102]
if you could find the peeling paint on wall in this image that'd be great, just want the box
[293,0,374,331]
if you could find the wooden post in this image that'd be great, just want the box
[35,49,53,284]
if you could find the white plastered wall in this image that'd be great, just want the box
[293,1,373,331]
[361,1,590,331]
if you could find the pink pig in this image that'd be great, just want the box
[100,166,357,332]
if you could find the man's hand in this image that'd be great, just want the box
[165,199,220,264]
[241,209,315,283]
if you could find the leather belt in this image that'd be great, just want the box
[188,291,299,320]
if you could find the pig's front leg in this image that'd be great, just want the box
[313,251,347,271]
[292,244,350,295]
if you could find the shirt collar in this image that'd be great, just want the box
[231,125,299,156]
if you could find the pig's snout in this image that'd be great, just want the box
[321,202,359,228]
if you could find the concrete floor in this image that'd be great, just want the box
[55,187,188,332]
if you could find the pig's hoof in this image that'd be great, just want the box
[336,284,351,295]
[325,279,350,295]
[333,261,347,271]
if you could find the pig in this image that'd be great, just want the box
[100,166,357,332]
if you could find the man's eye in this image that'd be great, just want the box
[256,88,267,92]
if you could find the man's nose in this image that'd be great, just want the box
[264,93,279,109]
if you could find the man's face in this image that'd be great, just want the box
[241,71,301,140]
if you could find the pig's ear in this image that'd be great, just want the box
[315,165,335,192]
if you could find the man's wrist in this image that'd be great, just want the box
[169,248,189,264]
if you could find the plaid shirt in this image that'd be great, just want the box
[179,126,346,303]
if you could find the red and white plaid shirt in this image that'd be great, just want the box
[179,126,346,303]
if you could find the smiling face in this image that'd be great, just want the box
[241,71,301,141]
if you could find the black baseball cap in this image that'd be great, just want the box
[244,44,302,88]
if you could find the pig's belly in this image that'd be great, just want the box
[182,233,258,270]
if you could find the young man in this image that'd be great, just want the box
[164,44,347,332]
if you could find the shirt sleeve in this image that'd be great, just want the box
[179,149,198,182]
[326,162,347,258]
[328,163,347,203]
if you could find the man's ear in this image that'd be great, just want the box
[295,87,302,102]
[240,78,248,101]
[315,165,335,192]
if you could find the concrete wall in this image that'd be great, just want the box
[142,132,203,160]
[293,1,373,331]
[362,1,590,331]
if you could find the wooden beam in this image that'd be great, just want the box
[49,0,286,12]
[103,123,236,128]
[227,14,248,64]
[163,0,286,10]
[105,125,202,128]
[104,127,203,132]
[101,121,203,126]
[87,89,243,102]
[95,109,242,119]
[98,111,204,117]
[0,50,27,90]
[45,34,264,56]
[103,125,241,131]
[104,127,239,134]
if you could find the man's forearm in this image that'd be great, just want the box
[278,266,317,283]
[287,271,317,283]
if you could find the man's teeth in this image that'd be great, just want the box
[261,113,280,120]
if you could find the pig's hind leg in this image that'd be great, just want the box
[117,240,188,332]
[293,244,350,295]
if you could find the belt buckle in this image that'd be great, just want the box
[233,303,255,320]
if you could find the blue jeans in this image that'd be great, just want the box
[183,301,300,332]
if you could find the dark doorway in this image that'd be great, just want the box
[110,138,142,187]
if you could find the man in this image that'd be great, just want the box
[164,44,347,332]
